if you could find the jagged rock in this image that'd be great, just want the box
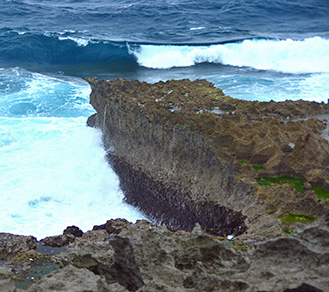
[288,132,329,188]
[92,218,132,234]
[68,230,110,250]
[41,234,75,247]
[63,226,83,238]
[0,219,323,291]
[55,220,329,292]
[0,233,37,260]
[40,226,83,248]
[85,77,329,240]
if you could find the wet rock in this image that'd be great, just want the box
[41,234,75,248]
[86,113,98,127]
[0,233,37,260]
[63,226,83,238]
[92,218,132,234]
[26,265,107,292]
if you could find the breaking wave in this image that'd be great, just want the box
[131,37,329,73]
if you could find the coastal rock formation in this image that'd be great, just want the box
[1,219,329,291]
[2,78,329,291]
[0,219,324,292]
[0,233,37,260]
[85,77,329,240]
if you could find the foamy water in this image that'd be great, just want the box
[131,37,329,73]
[0,69,146,239]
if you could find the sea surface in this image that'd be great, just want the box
[0,0,328,238]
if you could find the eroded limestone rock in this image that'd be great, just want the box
[55,220,329,292]
[85,77,329,240]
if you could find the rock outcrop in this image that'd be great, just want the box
[85,77,329,240]
[2,219,328,291]
[2,78,329,291]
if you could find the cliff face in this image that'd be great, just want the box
[86,77,329,239]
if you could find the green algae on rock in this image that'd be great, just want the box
[256,176,305,193]
[86,77,329,240]
[280,214,316,224]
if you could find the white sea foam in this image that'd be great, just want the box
[0,68,93,117]
[0,70,146,239]
[0,117,146,239]
[190,27,205,31]
[58,36,89,47]
[131,37,329,73]
[214,72,329,103]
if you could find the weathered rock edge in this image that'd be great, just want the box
[2,219,329,292]
[85,77,329,239]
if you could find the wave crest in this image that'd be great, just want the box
[130,37,329,73]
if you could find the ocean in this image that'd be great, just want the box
[0,0,328,239]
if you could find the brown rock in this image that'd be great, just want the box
[0,233,37,260]
[41,234,75,247]
[85,78,329,241]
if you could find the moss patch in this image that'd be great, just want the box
[281,228,293,236]
[252,164,263,171]
[238,160,263,171]
[280,214,315,223]
[312,186,329,202]
[256,176,305,193]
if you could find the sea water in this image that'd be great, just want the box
[0,69,146,238]
[0,0,328,238]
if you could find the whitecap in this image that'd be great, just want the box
[131,37,329,74]
[190,27,205,31]
[58,36,89,47]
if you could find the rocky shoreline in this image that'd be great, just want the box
[1,78,329,291]
[1,219,329,291]
[86,78,329,241]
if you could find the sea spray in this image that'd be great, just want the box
[0,70,146,239]
[131,37,329,73]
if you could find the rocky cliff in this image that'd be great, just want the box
[2,78,329,291]
[85,77,329,240]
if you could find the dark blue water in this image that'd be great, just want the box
[0,0,328,237]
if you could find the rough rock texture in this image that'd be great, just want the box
[85,77,329,240]
[0,234,37,260]
[26,265,107,292]
[1,219,328,291]
[2,78,329,291]
[41,234,76,248]
[11,220,327,292]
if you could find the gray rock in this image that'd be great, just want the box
[27,265,107,292]
[0,279,16,292]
